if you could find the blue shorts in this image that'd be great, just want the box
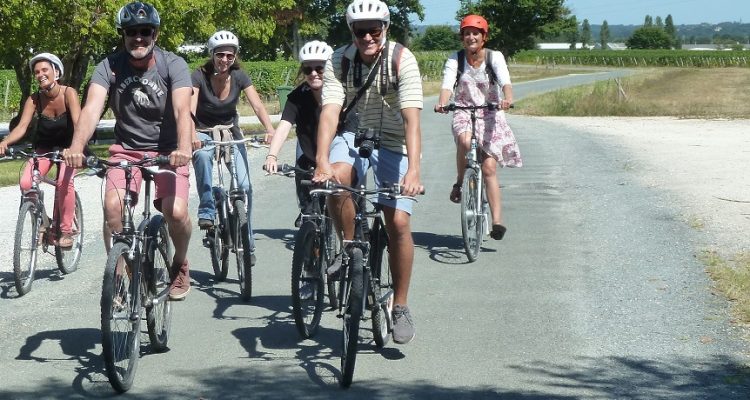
[329,131,413,214]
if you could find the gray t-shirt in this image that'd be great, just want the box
[191,68,252,140]
[90,47,192,151]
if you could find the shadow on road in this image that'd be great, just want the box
[412,231,497,265]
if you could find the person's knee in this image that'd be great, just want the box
[161,198,190,225]
[481,161,497,178]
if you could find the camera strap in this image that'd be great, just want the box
[339,49,383,129]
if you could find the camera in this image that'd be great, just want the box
[354,128,379,158]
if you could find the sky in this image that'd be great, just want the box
[416,0,750,26]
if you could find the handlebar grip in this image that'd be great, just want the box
[6,147,15,157]
[155,155,171,165]
[85,155,100,168]
[300,179,313,186]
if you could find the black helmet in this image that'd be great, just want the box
[116,1,161,29]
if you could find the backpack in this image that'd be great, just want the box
[454,48,498,91]
[340,41,404,95]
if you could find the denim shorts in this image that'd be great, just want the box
[329,131,413,214]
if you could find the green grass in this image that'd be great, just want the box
[701,250,750,324]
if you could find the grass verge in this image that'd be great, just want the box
[516,67,750,118]
[0,144,110,187]
[700,250,750,325]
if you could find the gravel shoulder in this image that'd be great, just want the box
[533,116,750,257]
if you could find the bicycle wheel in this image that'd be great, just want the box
[461,168,482,262]
[233,199,253,301]
[323,213,340,309]
[56,192,84,274]
[370,220,393,348]
[101,241,140,393]
[146,215,173,352]
[341,247,365,388]
[291,221,326,338]
[13,201,41,296]
[210,189,229,281]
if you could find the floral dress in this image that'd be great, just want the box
[452,51,522,168]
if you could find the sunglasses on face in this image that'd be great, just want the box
[353,27,383,39]
[214,52,236,61]
[302,65,325,75]
[124,27,155,37]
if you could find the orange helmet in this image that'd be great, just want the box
[460,14,489,34]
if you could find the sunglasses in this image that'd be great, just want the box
[124,27,155,37]
[353,27,383,39]
[302,65,325,75]
[214,52,236,61]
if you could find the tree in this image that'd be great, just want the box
[580,19,591,47]
[567,16,579,49]
[664,14,678,48]
[655,16,663,28]
[412,25,459,51]
[644,15,653,27]
[459,0,571,57]
[600,20,610,49]
[626,26,673,49]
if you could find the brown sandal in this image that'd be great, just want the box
[449,183,462,203]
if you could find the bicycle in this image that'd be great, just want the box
[6,147,84,296]
[195,125,266,301]
[306,180,419,387]
[87,155,174,393]
[444,102,505,262]
[266,163,340,338]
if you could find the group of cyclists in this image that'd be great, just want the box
[0,0,522,347]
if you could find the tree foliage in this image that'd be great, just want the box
[580,19,591,47]
[626,26,673,49]
[459,0,571,57]
[411,25,459,51]
[600,20,610,49]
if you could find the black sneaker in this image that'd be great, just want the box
[198,218,214,230]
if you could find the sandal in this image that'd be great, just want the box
[449,183,462,204]
[490,224,506,240]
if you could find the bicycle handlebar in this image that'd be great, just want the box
[85,155,173,176]
[443,102,513,112]
[262,163,312,177]
[5,148,64,161]
[301,180,425,200]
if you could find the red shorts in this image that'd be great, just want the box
[104,144,190,210]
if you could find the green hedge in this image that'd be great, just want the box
[1,51,453,116]
[513,49,750,68]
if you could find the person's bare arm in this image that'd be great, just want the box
[170,86,194,167]
[244,85,276,142]
[264,119,292,174]
[64,83,107,168]
[0,95,37,155]
[65,87,82,126]
[190,86,201,150]
[401,107,423,197]
[313,103,341,183]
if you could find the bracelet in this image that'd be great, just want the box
[266,154,277,160]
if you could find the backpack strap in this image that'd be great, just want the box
[454,48,498,91]
[389,42,404,92]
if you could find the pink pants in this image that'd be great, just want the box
[19,151,77,234]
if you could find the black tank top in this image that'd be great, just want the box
[33,88,74,149]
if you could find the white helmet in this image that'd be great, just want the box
[29,53,64,80]
[299,41,333,62]
[346,0,390,29]
[207,30,239,53]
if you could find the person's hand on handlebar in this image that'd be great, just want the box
[191,132,203,151]
[312,161,337,184]
[169,147,192,167]
[0,140,9,156]
[499,98,513,111]
[264,153,278,174]
[400,169,424,197]
[433,103,449,114]
[63,145,86,168]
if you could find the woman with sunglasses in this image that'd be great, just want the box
[191,30,275,266]
[434,14,522,241]
[264,40,333,227]
[0,53,81,248]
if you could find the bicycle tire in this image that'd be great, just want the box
[146,215,173,352]
[461,168,482,262]
[340,247,365,388]
[56,192,84,274]
[13,202,40,296]
[210,189,229,281]
[234,199,253,301]
[370,220,392,348]
[323,213,340,309]
[291,221,325,338]
[101,241,140,393]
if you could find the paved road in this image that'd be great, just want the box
[1,71,748,398]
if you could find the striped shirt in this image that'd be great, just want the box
[322,41,423,155]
